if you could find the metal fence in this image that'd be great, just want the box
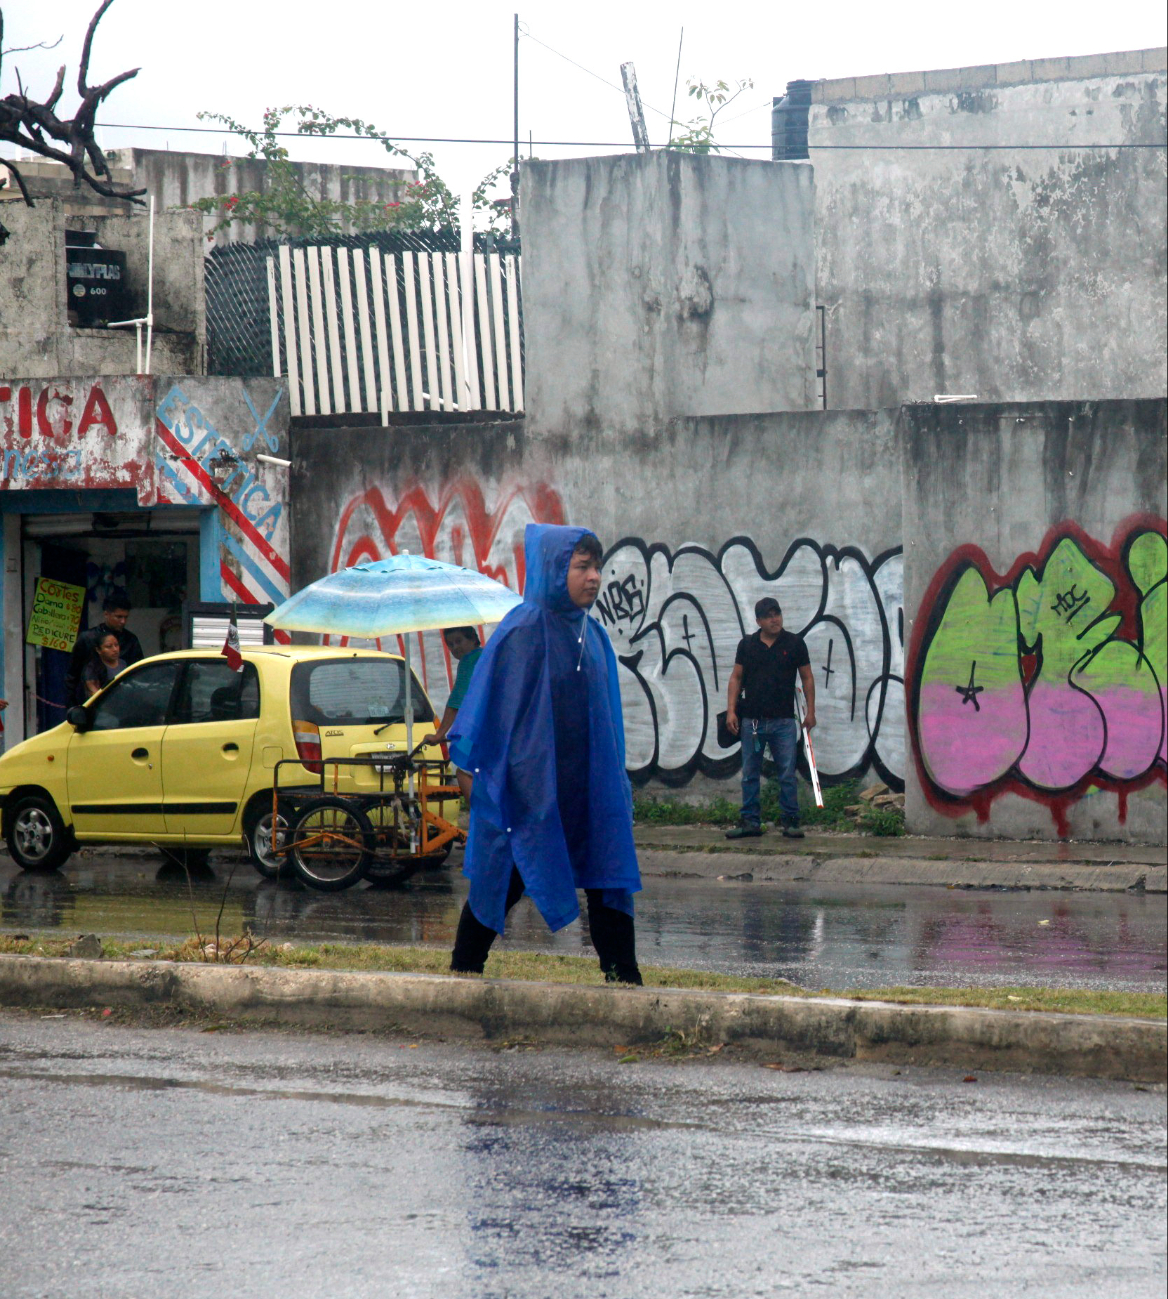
[205,232,524,420]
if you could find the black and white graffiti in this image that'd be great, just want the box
[595,537,905,789]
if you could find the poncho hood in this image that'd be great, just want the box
[522,523,592,616]
[449,523,640,933]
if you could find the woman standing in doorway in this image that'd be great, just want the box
[83,632,126,698]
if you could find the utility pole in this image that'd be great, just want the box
[512,13,520,239]
[620,62,651,154]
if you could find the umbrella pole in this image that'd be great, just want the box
[404,632,417,852]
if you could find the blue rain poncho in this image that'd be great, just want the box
[449,523,641,933]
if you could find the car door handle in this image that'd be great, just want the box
[131,748,149,759]
[222,742,239,753]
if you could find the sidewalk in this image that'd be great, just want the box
[632,826,1168,893]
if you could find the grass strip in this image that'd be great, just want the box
[2,935,1163,1021]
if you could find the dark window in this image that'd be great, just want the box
[290,658,431,728]
[89,662,180,731]
[173,660,260,725]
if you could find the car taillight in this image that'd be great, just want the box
[293,720,323,774]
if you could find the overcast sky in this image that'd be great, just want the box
[3,0,1164,214]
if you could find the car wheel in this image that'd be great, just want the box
[290,797,375,892]
[245,800,295,880]
[6,795,73,872]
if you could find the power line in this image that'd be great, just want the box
[97,122,1166,151]
[518,25,675,123]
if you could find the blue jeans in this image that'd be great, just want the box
[739,716,799,827]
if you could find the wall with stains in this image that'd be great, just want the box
[290,409,903,794]
[0,200,204,379]
[293,398,1166,844]
[810,58,1167,408]
[902,400,1166,843]
[521,152,819,435]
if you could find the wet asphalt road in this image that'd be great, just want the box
[0,1010,1164,1298]
[2,850,1165,992]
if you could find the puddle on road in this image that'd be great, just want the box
[2,853,1165,993]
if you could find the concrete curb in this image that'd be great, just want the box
[1,955,1163,1084]
[638,849,1168,893]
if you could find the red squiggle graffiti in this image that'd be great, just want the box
[328,478,565,698]
[908,515,1167,836]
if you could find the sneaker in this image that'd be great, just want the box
[781,822,805,839]
[725,823,763,839]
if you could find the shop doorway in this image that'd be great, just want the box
[22,510,202,732]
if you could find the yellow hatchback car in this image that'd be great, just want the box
[0,646,442,878]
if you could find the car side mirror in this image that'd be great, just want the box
[66,706,90,732]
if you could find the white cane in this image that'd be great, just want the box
[795,685,823,809]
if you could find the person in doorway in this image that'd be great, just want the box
[420,626,483,801]
[82,631,126,698]
[65,589,143,706]
[446,524,643,984]
[725,596,816,840]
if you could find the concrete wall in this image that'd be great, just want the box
[901,399,1167,844]
[810,53,1168,408]
[521,152,818,435]
[2,151,414,245]
[109,149,415,245]
[0,201,204,378]
[290,397,1167,844]
[291,409,905,797]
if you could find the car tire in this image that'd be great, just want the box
[290,797,375,892]
[245,800,295,880]
[5,794,73,872]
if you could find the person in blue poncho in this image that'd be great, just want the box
[447,523,643,984]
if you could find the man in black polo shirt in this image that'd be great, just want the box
[724,596,816,839]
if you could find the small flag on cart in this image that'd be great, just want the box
[221,603,243,672]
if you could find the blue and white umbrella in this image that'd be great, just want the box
[265,551,521,756]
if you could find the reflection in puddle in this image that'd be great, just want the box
[1,854,1164,994]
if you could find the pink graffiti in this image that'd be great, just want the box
[910,518,1167,831]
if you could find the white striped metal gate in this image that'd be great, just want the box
[268,245,523,419]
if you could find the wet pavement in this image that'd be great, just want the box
[2,850,1165,993]
[0,1010,1164,1298]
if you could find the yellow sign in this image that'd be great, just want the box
[26,577,87,652]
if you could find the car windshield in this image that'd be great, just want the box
[289,657,431,727]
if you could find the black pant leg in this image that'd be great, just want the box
[584,890,643,985]
[450,868,526,972]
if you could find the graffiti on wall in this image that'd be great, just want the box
[910,519,1167,831]
[154,383,291,615]
[327,491,906,786]
[596,538,904,787]
[329,479,565,704]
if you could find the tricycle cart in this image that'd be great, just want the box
[266,749,466,891]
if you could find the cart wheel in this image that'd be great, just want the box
[290,797,375,892]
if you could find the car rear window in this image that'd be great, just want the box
[290,657,431,727]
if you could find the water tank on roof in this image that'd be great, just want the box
[65,229,130,327]
[772,80,815,161]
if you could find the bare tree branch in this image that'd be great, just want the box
[0,35,63,58]
[0,1,145,208]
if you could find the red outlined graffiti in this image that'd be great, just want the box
[908,516,1168,834]
[329,478,565,702]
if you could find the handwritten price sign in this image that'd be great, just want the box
[26,576,86,652]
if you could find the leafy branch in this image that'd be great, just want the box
[190,104,514,240]
[667,77,754,154]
